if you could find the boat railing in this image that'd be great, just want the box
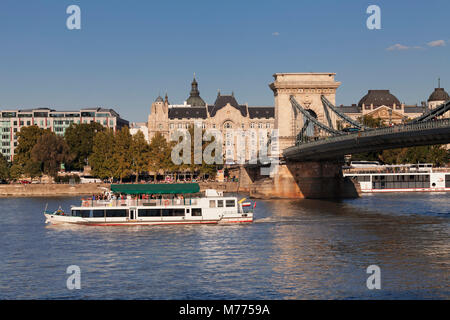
[81,198,199,207]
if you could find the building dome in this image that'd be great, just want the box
[358,90,401,107]
[428,87,449,102]
[186,76,206,107]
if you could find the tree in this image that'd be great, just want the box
[0,154,10,181]
[14,126,50,176]
[130,131,150,182]
[89,129,117,180]
[64,122,105,170]
[358,115,385,128]
[148,132,172,181]
[31,132,73,177]
[113,127,132,183]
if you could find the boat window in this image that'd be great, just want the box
[217,200,224,207]
[226,200,235,207]
[209,200,216,208]
[72,210,91,217]
[92,210,104,218]
[161,209,185,217]
[105,209,127,217]
[139,209,161,217]
[192,208,202,216]
[356,175,370,182]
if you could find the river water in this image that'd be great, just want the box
[0,193,448,299]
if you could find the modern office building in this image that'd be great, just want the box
[0,107,129,161]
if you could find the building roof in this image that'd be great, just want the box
[208,94,248,117]
[336,105,360,113]
[358,90,401,107]
[428,87,449,102]
[403,105,427,113]
[186,77,206,107]
[248,107,274,119]
[168,107,207,119]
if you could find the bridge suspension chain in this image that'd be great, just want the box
[411,100,450,123]
[290,96,343,137]
[320,95,368,129]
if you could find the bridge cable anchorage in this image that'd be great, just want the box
[290,96,343,136]
[411,100,450,123]
[320,95,369,130]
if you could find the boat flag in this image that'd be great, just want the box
[253,202,256,209]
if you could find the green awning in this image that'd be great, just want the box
[110,183,200,195]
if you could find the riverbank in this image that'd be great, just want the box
[0,182,241,197]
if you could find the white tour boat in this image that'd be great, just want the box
[44,183,254,226]
[343,163,450,193]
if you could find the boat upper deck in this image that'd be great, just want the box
[343,164,450,175]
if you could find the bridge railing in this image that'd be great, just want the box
[288,118,450,150]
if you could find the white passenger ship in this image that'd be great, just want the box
[44,183,254,226]
[343,163,450,193]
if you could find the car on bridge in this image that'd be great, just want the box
[342,127,360,133]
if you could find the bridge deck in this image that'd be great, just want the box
[284,119,450,161]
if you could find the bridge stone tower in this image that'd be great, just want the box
[269,73,341,151]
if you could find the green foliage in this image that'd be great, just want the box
[89,129,117,180]
[31,132,73,177]
[14,126,50,176]
[148,132,172,180]
[0,154,10,181]
[64,122,105,170]
[113,126,133,182]
[358,115,386,128]
[130,131,150,182]
[381,145,448,167]
[9,164,24,180]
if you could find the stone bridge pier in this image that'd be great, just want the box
[230,161,360,199]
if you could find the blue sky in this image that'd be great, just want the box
[0,0,448,122]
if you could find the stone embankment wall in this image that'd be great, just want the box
[0,183,110,197]
[0,182,240,197]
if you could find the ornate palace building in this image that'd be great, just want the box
[336,84,449,126]
[148,77,275,163]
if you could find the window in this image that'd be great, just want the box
[192,208,202,216]
[250,123,255,128]
[266,123,270,128]
[161,209,185,216]
[92,210,105,218]
[105,209,127,217]
[226,200,235,207]
[72,210,91,218]
[209,200,216,208]
[139,209,161,217]
[217,200,223,207]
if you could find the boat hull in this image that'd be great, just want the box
[44,213,253,226]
